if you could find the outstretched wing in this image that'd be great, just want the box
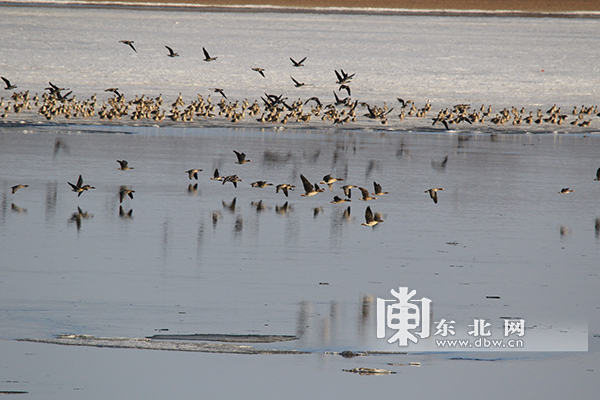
[300,174,313,193]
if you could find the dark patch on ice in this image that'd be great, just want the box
[147,333,299,343]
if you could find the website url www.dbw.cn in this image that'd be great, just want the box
[435,338,524,349]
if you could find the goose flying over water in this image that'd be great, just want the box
[595,167,600,181]
[210,168,224,181]
[203,47,217,62]
[361,206,383,227]
[68,175,94,197]
[559,188,574,194]
[372,182,388,196]
[342,185,357,198]
[234,150,251,164]
[276,183,295,197]
[425,187,444,204]
[117,159,134,170]
[331,195,350,204]
[119,40,137,52]
[1,77,17,90]
[250,181,273,188]
[222,175,242,187]
[11,184,28,194]
[358,187,376,201]
[119,186,135,203]
[165,46,179,57]
[320,174,344,191]
[186,168,203,180]
[300,174,324,197]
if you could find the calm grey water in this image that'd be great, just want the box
[1,124,598,354]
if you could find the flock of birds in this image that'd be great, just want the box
[1,39,599,129]
[9,147,600,229]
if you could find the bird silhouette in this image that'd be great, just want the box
[1,77,17,90]
[203,47,217,62]
[165,46,179,57]
[119,40,137,52]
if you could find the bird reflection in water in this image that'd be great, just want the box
[69,206,92,231]
[559,225,571,238]
[222,197,237,214]
[233,216,243,238]
[294,296,375,348]
[11,203,27,213]
[187,183,199,196]
[119,206,133,219]
[251,200,269,214]
[275,202,292,215]
[211,211,222,229]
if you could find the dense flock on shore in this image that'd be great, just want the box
[1,79,599,131]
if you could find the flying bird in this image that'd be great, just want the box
[331,195,350,204]
[210,168,224,181]
[119,40,137,52]
[252,68,266,78]
[119,186,135,203]
[276,184,295,197]
[342,185,357,198]
[300,174,325,197]
[165,46,179,57]
[290,76,305,87]
[372,182,389,196]
[358,187,376,201]
[1,77,17,90]
[362,206,383,227]
[68,175,95,197]
[212,88,227,99]
[203,47,217,62]
[320,174,344,191]
[186,168,203,180]
[559,188,574,194]
[290,57,306,67]
[595,167,600,181]
[425,187,444,203]
[11,184,28,194]
[222,175,242,188]
[250,181,273,188]
[233,150,251,164]
[117,159,134,170]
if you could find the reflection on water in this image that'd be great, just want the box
[0,126,598,352]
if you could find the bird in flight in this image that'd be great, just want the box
[1,77,17,90]
[361,206,383,227]
[290,57,306,67]
[119,186,135,203]
[203,47,217,62]
[234,150,251,164]
[68,175,95,197]
[119,40,137,52]
[290,76,305,87]
[117,159,134,170]
[212,88,227,99]
[165,46,179,57]
[252,68,266,78]
[300,174,325,197]
[186,169,203,180]
[425,188,444,203]
[11,184,28,194]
